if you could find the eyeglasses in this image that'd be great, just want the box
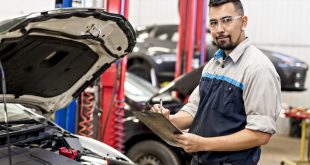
[209,16,242,29]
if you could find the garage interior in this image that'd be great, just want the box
[0,0,310,165]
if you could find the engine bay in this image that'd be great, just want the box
[0,121,131,165]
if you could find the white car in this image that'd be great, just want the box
[0,8,136,165]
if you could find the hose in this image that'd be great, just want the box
[114,98,125,151]
[78,87,94,137]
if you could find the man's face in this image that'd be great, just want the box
[209,2,246,51]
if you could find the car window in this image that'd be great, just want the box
[171,30,213,45]
[157,33,168,40]
[171,31,179,42]
[136,27,153,38]
[137,31,149,40]
[125,73,159,102]
[154,26,176,41]
[155,30,179,42]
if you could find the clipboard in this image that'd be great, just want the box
[132,111,182,147]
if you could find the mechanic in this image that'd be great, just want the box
[151,0,281,164]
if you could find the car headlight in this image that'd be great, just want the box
[295,62,308,69]
[272,52,308,69]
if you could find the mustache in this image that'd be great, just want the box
[216,35,230,39]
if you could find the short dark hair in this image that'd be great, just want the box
[209,0,244,16]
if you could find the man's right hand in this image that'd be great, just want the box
[151,104,170,119]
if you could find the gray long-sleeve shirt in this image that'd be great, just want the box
[182,38,281,134]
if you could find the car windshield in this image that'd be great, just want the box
[0,103,30,122]
[125,73,159,102]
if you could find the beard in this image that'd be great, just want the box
[215,35,237,50]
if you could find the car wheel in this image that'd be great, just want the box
[127,62,158,86]
[127,140,181,165]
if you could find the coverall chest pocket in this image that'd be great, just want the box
[221,85,236,114]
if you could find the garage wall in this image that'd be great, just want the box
[0,0,55,21]
[129,0,310,108]
[128,0,179,28]
[242,0,310,107]
[243,0,309,46]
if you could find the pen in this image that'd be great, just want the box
[159,98,163,114]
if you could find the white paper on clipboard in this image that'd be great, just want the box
[132,111,183,147]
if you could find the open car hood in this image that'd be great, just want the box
[0,8,136,113]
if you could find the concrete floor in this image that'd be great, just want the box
[259,134,308,165]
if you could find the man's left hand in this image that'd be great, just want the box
[175,132,206,153]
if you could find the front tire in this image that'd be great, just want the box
[127,140,181,165]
